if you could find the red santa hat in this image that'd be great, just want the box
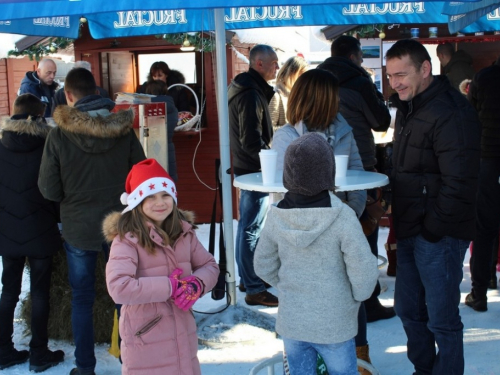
[120,158,177,213]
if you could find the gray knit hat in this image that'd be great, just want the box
[283,132,335,196]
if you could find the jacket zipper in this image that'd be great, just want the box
[135,315,163,337]
[422,185,427,216]
[396,102,413,169]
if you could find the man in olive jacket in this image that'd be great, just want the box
[38,68,145,375]
[386,39,480,375]
[228,44,279,307]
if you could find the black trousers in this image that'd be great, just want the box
[0,255,53,353]
[471,158,500,297]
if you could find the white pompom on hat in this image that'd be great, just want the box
[121,158,177,214]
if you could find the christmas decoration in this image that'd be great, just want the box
[157,33,215,52]
[8,37,74,61]
[347,24,385,39]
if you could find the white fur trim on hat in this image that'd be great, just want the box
[121,177,177,213]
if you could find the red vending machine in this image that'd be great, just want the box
[113,102,168,172]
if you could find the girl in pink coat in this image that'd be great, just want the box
[104,158,219,375]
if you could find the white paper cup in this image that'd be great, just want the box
[259,150,278,185]
[334,155,349,178]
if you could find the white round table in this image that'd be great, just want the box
[233,170,389,193]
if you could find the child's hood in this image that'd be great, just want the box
[102,209,196,242]
[269,193,345,249]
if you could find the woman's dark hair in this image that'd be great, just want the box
[287,69,340,131]
[147,61,171,82]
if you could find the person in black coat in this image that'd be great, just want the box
[0,94,64,372]
[137,61,192,113]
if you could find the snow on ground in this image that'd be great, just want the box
[1,223,499,375]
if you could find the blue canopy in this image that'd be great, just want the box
[3,3,499,39]
[0,0,481,22]
[443,0,500,32]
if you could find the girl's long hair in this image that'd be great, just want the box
[117,202,184,255]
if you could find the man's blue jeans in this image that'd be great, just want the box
[283,337,358,375]
[65,242,109,372]
[235,188,268,295]
[395,235,469,375]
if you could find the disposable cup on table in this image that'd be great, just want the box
[334,155,349,178]
[259,149,278,185]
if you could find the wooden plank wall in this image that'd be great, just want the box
[0,59,8,116]
[2,57,37,116]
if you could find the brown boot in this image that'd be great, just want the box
[385,243,397,277]
[356,345,372,375]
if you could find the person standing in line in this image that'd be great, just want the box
[0,94,64,372]
[105,158,219,375]
[18,59,58,118]
[465,55,500,311]
[436,43,475,91]
[228,44,279,307]
[269,56,309,132]
[386,39,481,375]
[255,132,378,375]
[53,61,109,111]
[38,68,146,375]
[317,36,394,345]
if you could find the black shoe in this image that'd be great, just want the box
[70,367,96,375]
[488,277,498,290]
[465,292,487,312]
[29,349,64,373]
[366,301,396,323]
[239,281,272,293]
[245,290,279,307]
[0,348,29,370]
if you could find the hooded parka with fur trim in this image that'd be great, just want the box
[0,116,60,257]
[103,211,219,375]
[38,105,146,251]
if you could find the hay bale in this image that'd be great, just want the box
[20,247,115,343]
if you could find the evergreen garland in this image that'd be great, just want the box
[347,24,385,39]
[156,33,215,52]
[8,37,74,61]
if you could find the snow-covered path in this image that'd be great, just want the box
[2,224,499,375]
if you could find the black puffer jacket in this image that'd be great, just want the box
[0,115,60,257]
[228,68,275,176]
[390,75,481,241]
[317,57,391,169]
[467,61,500,159]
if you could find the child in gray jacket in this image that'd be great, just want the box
[255,132,378,375]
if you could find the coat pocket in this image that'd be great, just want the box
[135,314,163,337]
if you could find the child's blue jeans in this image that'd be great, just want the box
[283,337,358,375]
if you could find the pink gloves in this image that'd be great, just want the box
[174,276,202,311]
[168,268,203,311]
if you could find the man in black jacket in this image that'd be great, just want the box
[317,35,394,327]
[228,44,278,307]
[386,39,481,375]
[465,55,500,312]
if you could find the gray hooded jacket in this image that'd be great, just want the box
[254,192,378,344]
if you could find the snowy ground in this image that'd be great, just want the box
[2,223,500,375]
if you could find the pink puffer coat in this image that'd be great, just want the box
[104,211,219,375]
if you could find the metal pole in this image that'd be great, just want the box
[214,8,236,305]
